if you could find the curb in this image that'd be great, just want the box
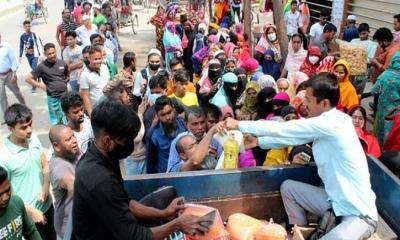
[0,3,24,19]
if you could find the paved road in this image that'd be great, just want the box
[0,1,157,148]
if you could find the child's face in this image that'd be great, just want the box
[174,81,188,97]
[334,65,347,82]
[226,61,236,72]
[359,30,369,41]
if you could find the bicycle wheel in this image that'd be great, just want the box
[130,15,137,35]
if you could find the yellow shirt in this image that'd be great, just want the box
[169,92,199,107]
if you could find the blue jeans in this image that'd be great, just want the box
[47,96,66,125]
[69,80,79,92]
[26,54,38,70]
[122,158,146,175]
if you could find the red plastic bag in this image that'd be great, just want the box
[181,204,229,240]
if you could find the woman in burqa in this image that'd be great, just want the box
[256,87,277,120]
[182,21,196,81]
[210,72,239,111]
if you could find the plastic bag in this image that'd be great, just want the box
[336,39,368,76]
[181,204,229,240]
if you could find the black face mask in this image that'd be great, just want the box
[223,84,237,106]
[149,63,160,71]
[208,69,222,83]
[132,66,136,72]
[108,138,134,161]
[84,60,90,67]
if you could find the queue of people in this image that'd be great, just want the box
[0,0,400,239]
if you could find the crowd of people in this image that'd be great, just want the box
[0,0,400,239]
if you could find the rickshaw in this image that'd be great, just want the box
[24,0,48,23]
[115,0,139,34]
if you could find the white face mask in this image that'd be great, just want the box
[308,56,319,65]
[268,33,277,42]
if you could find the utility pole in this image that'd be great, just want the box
[209,0,213,22]
[272,0,288,64]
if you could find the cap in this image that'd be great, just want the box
[93,3,101,9]
[222,72,238,83]
[147,48,162,57]
[347,15,356,21]
[82,14,91,21]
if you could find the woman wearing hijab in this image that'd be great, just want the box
[371,52,400,145]
[281,34,307,79]
[333,59,359,112]
[256,87,276,120]
[210,72,239,110]
[236,81,261,120]
[241,58,260,81]
[257,74,278,92]
[266,92,291,120]
[299,45,322,77]
[287,71,309,100]
[348,105,381,158]
[261,49,281,80]
[254,24,282,64]
[149,6,166,56]
[163,21,183,72]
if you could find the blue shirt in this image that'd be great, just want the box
[166,131,223,172]
[146,117,187,173]
[0,42,18,73]
[238,108,378,221]
[343,25,359,42]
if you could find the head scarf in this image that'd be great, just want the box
[333,59,359,110]
[262,49,281,80]
[285,36,308,75]
[293,90,307,118]
[224,42,237,58]
[210,73,238,109]
[235,23,244,36]
[267,92,290,119]
[256,87,277,120]
[348,105,382,158]
[258,74,278,91]
[220,105,234,120]
[299,46,322,77]
[254,24,281,58]
[251,72,264,82]
[241,81,261,115]
[208,34,219,44]
[288,71,309,100]
[163,22,181,53]
[241,58,259,73]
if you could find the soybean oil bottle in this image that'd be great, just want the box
[223,132,239,169]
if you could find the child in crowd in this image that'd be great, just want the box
[168,69,199,107]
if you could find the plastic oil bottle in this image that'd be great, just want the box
[223,133,239,169]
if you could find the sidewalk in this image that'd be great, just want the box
[0,0,24,19]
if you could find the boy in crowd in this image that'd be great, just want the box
[169,69,199,107]
[63,31,83,92]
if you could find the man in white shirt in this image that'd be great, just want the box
[221,72,378,239]
[284,1,303,37]
[75,14,97,47]
[309,9,329,45]
[79,46,109,116]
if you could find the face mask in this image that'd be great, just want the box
[268,33,277,42]
[308,56,319,65]
[108,138,134,161]
[149,63,160,71]
[132,66,136,72]
[106,31,112,38]
[208,69,222,83]
[83,60,90,67]
[149,93,162,104]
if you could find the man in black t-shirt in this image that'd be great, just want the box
[26,43,69,125]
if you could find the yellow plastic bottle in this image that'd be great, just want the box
[223,133,239,169]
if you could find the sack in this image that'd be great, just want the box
[337,39,368,76]
[307,209,338,240]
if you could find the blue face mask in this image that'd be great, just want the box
[149,93,162,104]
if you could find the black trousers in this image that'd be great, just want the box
[35,205,57,240]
